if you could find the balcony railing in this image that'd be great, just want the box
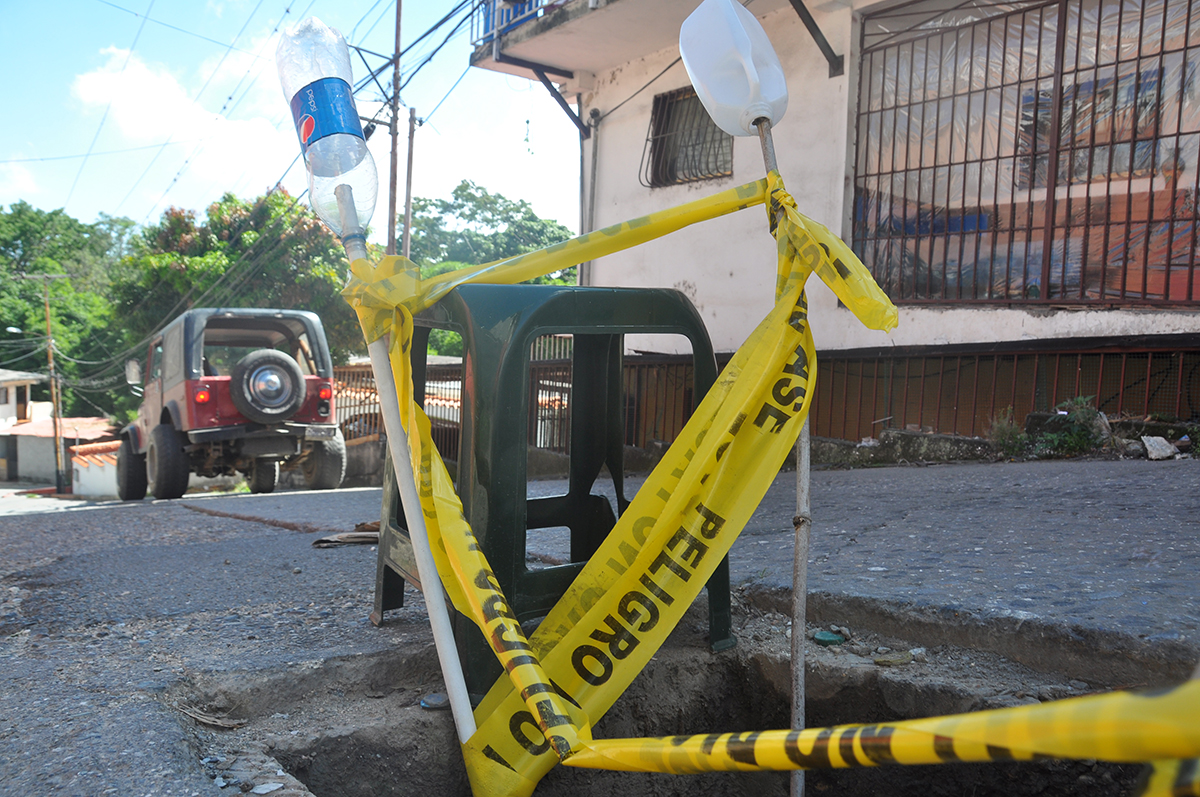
[470,0,561,48]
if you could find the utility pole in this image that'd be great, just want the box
[20,274,69,494]
[402,106,416,259]
[386,0,403,256]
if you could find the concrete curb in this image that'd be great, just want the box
[742,584,1200,689]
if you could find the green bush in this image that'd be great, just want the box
[986,406,1028,457]
[1035,396,1102,457]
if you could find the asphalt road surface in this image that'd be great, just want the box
[1,456,1197,795]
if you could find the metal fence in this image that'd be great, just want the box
[470,0,555,48]
[811,344,1200,441]
[332,352,703,460]
[333,365,383,442]
[623,356,697,449]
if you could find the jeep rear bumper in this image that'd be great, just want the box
[187,423,338,446]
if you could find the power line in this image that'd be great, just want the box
[600,57,682,122]
[1,140,195,164]
[65,0,155,210]
[117,0,309,215]
[0,343,49,368]
[349,0,391,43]
[94,0,264,56]
[136,0,271,221]
[354,0,396,45]
[64,185,310,384]
[425,65,471,124]
[351,0,477,99]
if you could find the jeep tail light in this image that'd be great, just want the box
[318,385,332,400]
[194,387,212,404]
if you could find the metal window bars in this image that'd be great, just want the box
[854,0,1200,303]
[640,87,734,188]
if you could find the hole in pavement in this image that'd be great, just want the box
[182,609,1143,797]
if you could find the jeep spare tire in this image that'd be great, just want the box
[230,349,306,425]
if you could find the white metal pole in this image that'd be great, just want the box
[755,117,809,797]
[336,184,477,743]
[366,337,476,742]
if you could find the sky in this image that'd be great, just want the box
[0,0,583,245]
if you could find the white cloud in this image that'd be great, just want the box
[0,163,38,205]
[70,47,300,223]
[64,46,582,243]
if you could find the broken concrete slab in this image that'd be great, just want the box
[1142,435,1178,460]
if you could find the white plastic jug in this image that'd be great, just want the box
[679,0,789,137]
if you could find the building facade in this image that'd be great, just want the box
[470,0,1200,439]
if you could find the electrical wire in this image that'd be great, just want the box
[137,0,270,221]
[62,178,311,385]
[56,193,301,385]
[349,0,390,43]
[60,0,481,381]
[0,343,49,368]
[399,9,474,92]
[1,140,194,164]
[117,0,310,215]
[94,0,263,56]
[354,0,397,45]
[424,65,471,124]
[351,0,477,100]
[65,0,155,210]
[354,0,478,138]
[599,57,682,122]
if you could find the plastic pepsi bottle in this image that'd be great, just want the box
[276,17,378,238]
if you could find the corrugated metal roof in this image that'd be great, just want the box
[0,369,45,384]
[2,417,117,440]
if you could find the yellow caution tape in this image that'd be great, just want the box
[342,179,769,340]
[341,171,1193,794]
[562,681,1200,772]
[342,172,898,796]
[384,305,587,761]
[1138,757,1200,796]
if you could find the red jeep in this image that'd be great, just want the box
[117,308,345,500]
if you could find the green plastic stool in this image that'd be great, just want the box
[371,283,736,700]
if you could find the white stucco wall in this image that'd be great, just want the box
[74,460,118,498]
[16,436,61,484]
[580,1,1200,355]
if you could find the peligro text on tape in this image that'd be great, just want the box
[459,188,890,795]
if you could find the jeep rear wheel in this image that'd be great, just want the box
[302,429,346,490]
[230,350,306,425]
[248,458,278,494]
[117,438,147,501]
[147,424,189,500]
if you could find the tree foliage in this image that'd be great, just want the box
[110,190,366,367]
[1,191,371,423]
[0,202,131,417]
[1,181,571,421]
[402,181,576,356]
[405,180,575,280]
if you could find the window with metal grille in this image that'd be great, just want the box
[639,87,733,188]
[853,0,1200,304]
